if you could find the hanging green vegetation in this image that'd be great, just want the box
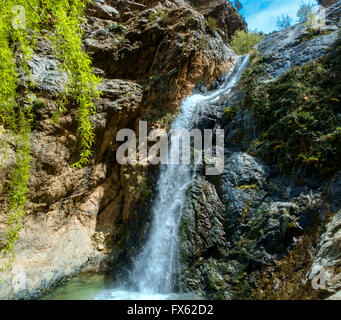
[47,0,101,168]
[0,0,100,270]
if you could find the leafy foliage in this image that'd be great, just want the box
[149,10,172,26]
[297,3,313,22]
[224,106,236,121]
[276,14,293,30]
[230,30,264,55]
[137,177,152,199]
[1,108,32,269]
[157,10,172,26]
[48,0,101,168]
[207,16,217,33]
[0,0,100,269]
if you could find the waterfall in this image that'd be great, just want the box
[95,55,249,300]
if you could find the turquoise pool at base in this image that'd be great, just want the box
[41,273,201,300]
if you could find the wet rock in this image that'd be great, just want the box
[180,1,341,299]
[84,0,241,110]
[0,76,144,300]
[27,55,67,97]
[328,174,341,213]
[306,210,341,294]
[180,177,226,265]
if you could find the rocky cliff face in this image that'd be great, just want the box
[0,0,245,299]
[179,2,341,300]
[1,0,340,301]
[319,0,338,7]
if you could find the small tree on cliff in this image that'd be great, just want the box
[276,14,293,30]
[230,30,264,54]
[297,3,313,22]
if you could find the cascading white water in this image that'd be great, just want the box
[127,95,205,295]
[95,55,249,300]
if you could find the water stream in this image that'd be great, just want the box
[94,55,249,300]
[42,55,249,300]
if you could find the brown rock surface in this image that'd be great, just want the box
[0,0,245,299]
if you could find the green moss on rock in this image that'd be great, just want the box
[240,32,341,177]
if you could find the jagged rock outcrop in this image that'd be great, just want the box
[0,0,245,299]
[307,209,341,294]
[256,1,341,81]
[179,2,341,300]
[180,120,336,299]
[189,0,247,42]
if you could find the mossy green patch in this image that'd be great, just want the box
[138,176,152,199]
[240,31,341,177]
[207,17,217,34]
[224,107,236,121]
[236,184,257,191]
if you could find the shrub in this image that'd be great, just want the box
[236,184,257,191]
[224,107,236,121]
[297,3,313,22]
[207,16,217,33]
[230,30,264,55]
[138,176,152,199]
[248,48,260,61]
[157,10,172,26]
[107,22,126,33]
[149,10,172,26]
[276,14,293,30]
[233,0,243,11]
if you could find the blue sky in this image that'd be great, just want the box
[239,0,318,33]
